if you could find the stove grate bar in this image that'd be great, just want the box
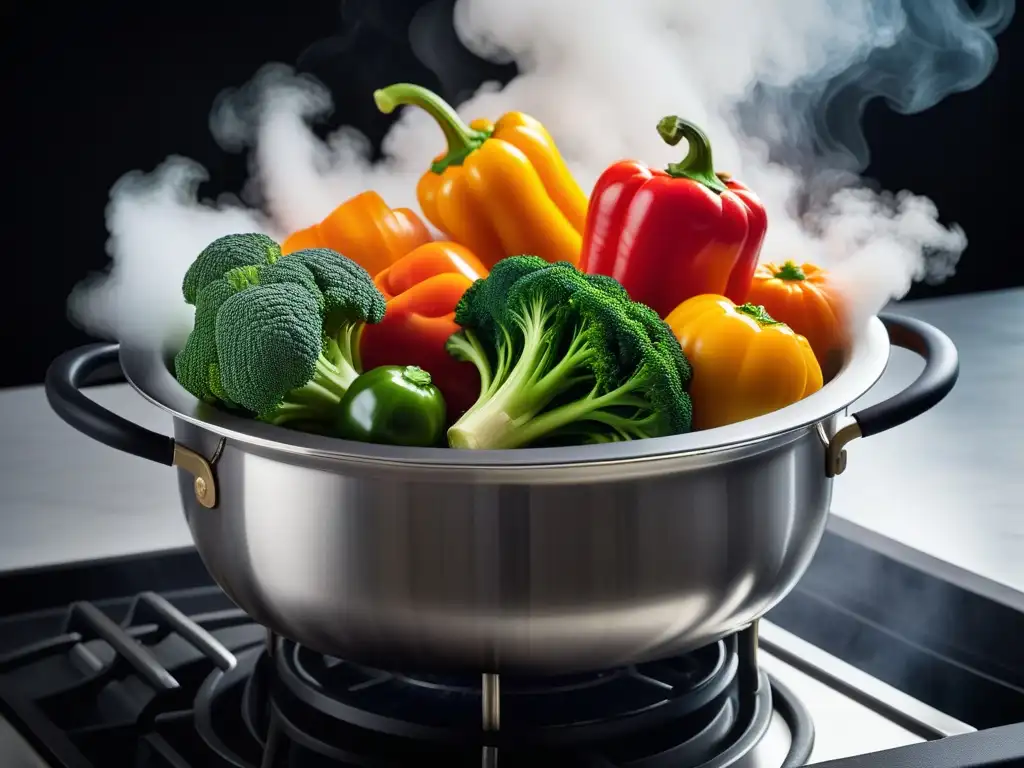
[188,607,253,630]
[0,686,94,768]
[126,592,238,671]
[0,632,83,671]
[63,601,180,692]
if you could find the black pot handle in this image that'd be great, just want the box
[46,343,175,465]
[45,343,218,507]
[826,313,959,477]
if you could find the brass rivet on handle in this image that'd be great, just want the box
[172,443,219,509]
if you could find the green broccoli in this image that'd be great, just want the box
[174,254,324,408]
[279,247,385,376]
[445,257,693,450]
[173,238,386,432]
[181,233,281,305]
[174,278,242,405]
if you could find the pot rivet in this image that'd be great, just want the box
[194,477,208,499]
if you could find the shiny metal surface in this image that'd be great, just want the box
[171,413,835,672]
[101,315,907,673]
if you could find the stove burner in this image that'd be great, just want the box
[276,638,736,745]
[190,625,814,768]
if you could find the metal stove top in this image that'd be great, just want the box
[0,586,966,767]
[0,525,1021,767]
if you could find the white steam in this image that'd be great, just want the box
[68,0,1014,349]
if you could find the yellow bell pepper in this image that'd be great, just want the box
[373,83,587,269]
[664,295,823,430]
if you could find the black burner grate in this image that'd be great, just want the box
[275,638,736,744]
[0,586,814,768]
[0,589,267,767]
[226,625,815,768]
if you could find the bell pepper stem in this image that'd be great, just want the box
[401,365,433,387]
[736,303,782,327]
[774,261,807,281]
[657,116,728,195]
[374,83,492,174]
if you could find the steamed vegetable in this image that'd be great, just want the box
[744,260,847,379]
[374,83,587,268]
[175,233,283,405]
[280,191,433,276]
[174,235,386,432]
[360,241,489,420]
[181,233,282,306]
[664,295,822,431]
[444,256,693,450]
[579,116,767,319]
[335,365,447,447]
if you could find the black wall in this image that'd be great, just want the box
[4,1,1022,390]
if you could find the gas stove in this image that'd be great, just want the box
[1,525,1022,767]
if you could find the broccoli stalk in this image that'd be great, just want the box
[324,320,365,387]
[257,324,365,428]
[445,257,693,450]
[256,355,349,427]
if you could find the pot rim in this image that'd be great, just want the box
[119,316,890,470]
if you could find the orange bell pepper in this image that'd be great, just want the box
[744,260,847,379]
[280,191,433,277]
[359,242,489,419]
[665,295,822,430]
[373,83,587,269]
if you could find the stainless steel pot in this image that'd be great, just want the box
[45,313,958,674]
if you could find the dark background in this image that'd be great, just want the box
[3,0,1021,390]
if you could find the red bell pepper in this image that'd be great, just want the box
[579,116,768,319]
[359,241,489,420]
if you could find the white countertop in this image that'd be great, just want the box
[0,289,1021,594]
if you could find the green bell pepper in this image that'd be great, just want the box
[334,365,447,447]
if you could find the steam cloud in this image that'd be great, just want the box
[68,0,1014,350]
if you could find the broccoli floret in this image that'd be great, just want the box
[215,279,339,423]
[181,233,281,305]
[173,278,242,406]
[283,248,385,377]
[173,237,386,432]
[445,257,693,450]
[174,259,323,409]
[214,253,384,426]
[285,248,385,321]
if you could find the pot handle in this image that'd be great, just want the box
[45,343,219,508]
[826,313,959,477]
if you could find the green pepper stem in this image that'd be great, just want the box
[774,261,807,281]
[374,83,492,174]
[401,365,433,387]
[657,116,728,195]
[736,303,782,327]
